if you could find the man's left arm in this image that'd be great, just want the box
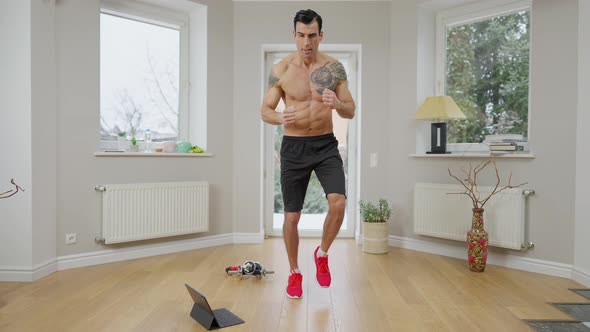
[321,62,355,119]
[335,81,355,119]
[322,83,355,119]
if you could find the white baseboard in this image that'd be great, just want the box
[572,266,590,288]
[0,232,264,282]
[57,234,234,271]
[33,258,58,281]
[0,267,39,282]
[389,235,573,279]
[232,232,265,243]
[0,258,58,282]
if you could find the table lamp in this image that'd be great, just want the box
[415,96,466,154]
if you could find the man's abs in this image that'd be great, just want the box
[284,100,334,136]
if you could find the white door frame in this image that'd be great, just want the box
[259,44,362,239]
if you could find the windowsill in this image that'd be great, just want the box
[94,151,213,157]
[410,152,535,159]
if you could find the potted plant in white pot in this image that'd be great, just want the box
[359,198,392,254]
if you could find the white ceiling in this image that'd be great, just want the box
[417,0,484,10]
[231,0,486,11]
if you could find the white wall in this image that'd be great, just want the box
[232,2,392,233]
[31,0,58,274]
[0,1,33,271]
[415,7,436,153]
[389,0,422,239]
[389,0,579,265]
[574,0,590,287]
[52,0,235,256]
[0,0,58,280]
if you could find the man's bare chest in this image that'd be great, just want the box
[281,62,343,100]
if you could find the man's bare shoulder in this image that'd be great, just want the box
[273,53,298,75]
[268,56,292,88]
[272,60,288,76]
[308,54,347,92]
[318,52,337,64]
[317,53,347,80]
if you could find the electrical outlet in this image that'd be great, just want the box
[65,233,77,245]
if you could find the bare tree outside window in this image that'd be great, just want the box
[100,13,180,142]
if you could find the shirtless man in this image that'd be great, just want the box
[260,9,356,299]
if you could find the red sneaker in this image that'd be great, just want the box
[314,246,331,287]
[286,272,303,299]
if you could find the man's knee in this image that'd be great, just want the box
[327,194,346,214]
[284,212,302,224]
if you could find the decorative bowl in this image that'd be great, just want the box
[176,141,192,153]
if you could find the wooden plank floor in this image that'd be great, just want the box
[0,239,588,331]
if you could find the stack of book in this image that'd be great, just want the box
[484,134,528,154]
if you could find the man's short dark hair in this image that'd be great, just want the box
[293,9,322,33]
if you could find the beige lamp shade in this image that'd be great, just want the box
[415,96,466,120]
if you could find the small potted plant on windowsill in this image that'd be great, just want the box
[359,198,393,254]
[117,131,127,150]
[128,136,139,152]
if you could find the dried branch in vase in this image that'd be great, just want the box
[0,179,24,199]
[448,159,527,209]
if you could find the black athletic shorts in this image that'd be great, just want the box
[280,133,346,212]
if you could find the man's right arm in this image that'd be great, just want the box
[260,70,284,125]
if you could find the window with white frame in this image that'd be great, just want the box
[436,0,531,150]
[99,1,193,148]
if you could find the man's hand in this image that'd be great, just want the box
[322,89,341,110]
[282,106,297,125]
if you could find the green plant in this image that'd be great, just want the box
[359,199,392,223]
[118,131,127,137]
[131,137,137,145]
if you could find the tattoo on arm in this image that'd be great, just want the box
[310,61,348,94]
[268,72,279,88]
[329,62,347,81]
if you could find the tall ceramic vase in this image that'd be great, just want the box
[467,208,488,272]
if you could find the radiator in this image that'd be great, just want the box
[97,181,209,244]
[414,183,525,250]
